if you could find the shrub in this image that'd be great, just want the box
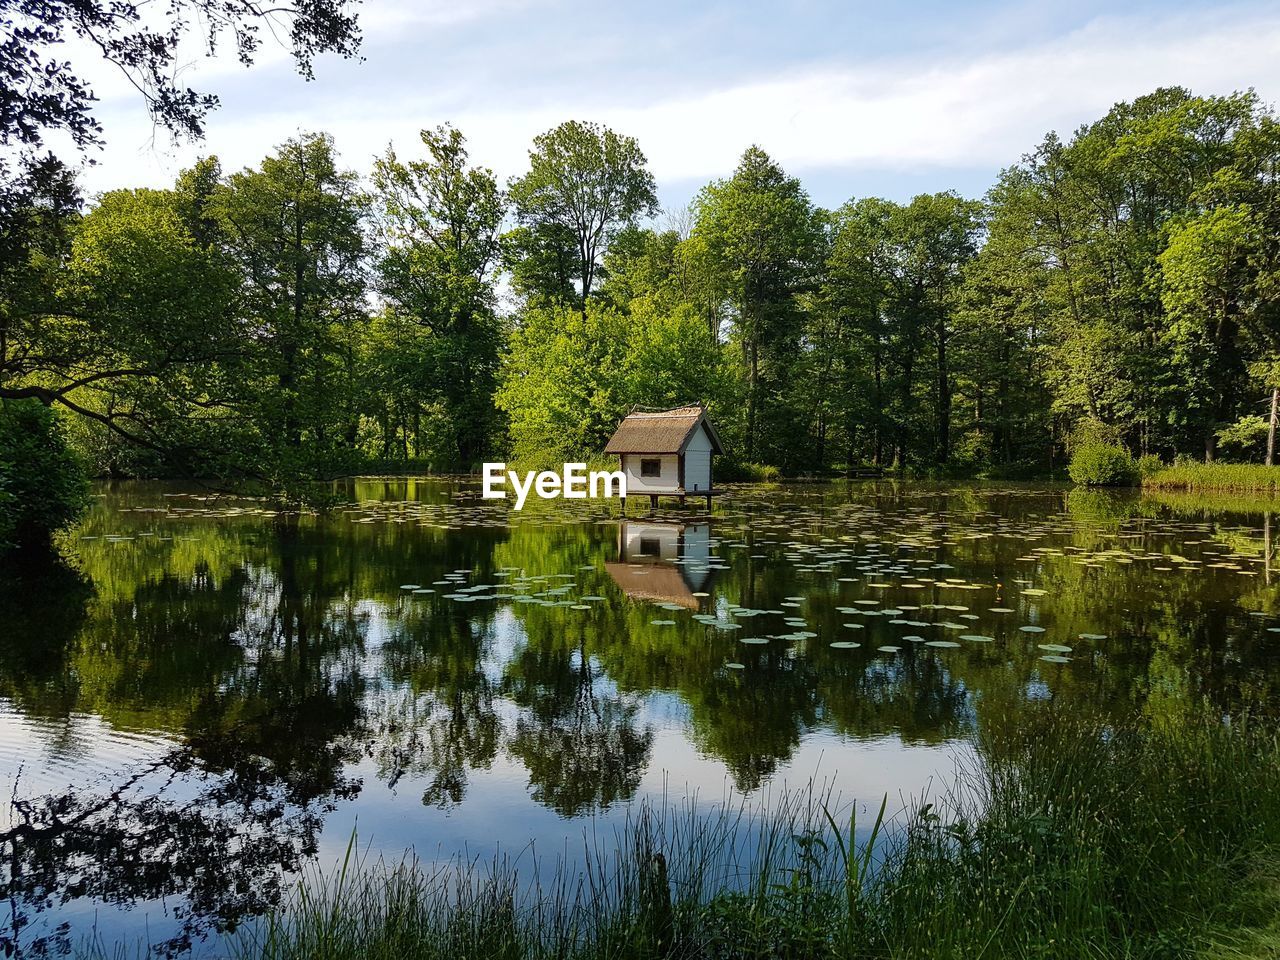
[0,400,90,550]
[716,460,781,483]
[1071,417,1124,448]
[1068,442,1138,487]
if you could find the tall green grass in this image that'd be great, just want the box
[234,708,1280,960]
[1144,462,1280,494]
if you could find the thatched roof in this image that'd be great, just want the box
[603,405,725,455]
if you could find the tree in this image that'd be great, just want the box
[980,88,1270,462]
[1160,113,1280,462]
[884,193,982,464]
[0,399,88,550]
[691,147,822,466]
[495,300,730,464]
[1159,206,1253,460]
[501,223,580,309]
[508,121,658,310]
[372,125,506,466]
[1,0,360,151]
[3,182,240,469]
[954,192,1053,469]
[817,199,895,467]
[495,303,631,463]
[0,0,361,497]
[212,133,369,471]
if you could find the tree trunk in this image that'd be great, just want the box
[1268,386,1278,467]
[872,344,883,467]
[746,338,759,461]
[936,315,950,463]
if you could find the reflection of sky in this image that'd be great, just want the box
[0,705,177,812]
[309,730,968,861]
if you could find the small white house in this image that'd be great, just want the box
[604,405,725,509]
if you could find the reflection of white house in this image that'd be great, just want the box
[603,405,724,510]
[605,521,714,608]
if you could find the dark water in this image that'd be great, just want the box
[4,479,1280,955]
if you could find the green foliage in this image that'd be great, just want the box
[213,133,369,465]
[7,86,1280,495]
[1069,442,1139,487]
[1137,453,1165,478]
[1217,416,1270,457]
[714,460,781,483]
[495,303,629,462]
[371,126,506,467]
[0,400,88,549]
[691,147,824,470]
[495,301,731,463]
[508,121,658,308]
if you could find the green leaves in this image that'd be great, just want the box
[692,147,822,464]
[495,299,731,464]
[371,126,506,466]
[509,121,659,308]
[0,400,88,550]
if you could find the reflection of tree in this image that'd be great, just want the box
[503,643,652,817]
[370,607,502,808]
[686,654,817,791]
[0,520,368,956]
[182,530,369,806]
[818,649,971,743]
[75,567,250,727]
[1,747,329,958]
[0,553,92,714]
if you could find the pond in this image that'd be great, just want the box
[4,479,1280,956]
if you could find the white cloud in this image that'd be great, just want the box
[77,5,1280,197]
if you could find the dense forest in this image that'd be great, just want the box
[4,85,1280,502]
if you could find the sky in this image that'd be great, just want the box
[73,0,1280,212]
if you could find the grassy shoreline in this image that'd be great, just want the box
[1144,462,1280,494]
[230,708,1280,960]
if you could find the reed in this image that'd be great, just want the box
[1144,462,1280,494]
[233,706,1280,960]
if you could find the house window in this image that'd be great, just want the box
[640,458,661,478]
[639,537,660,556]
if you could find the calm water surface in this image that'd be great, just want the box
[4,479,1280,955]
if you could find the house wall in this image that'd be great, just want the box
[621,454,680,494]
[682,523,714,591]
[683,426,714,492]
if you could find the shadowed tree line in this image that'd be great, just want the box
[6,82,1280,528]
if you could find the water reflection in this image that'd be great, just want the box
[2,480,1280,954]
[606,521,716,607]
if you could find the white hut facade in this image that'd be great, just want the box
[604,405,725,509]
